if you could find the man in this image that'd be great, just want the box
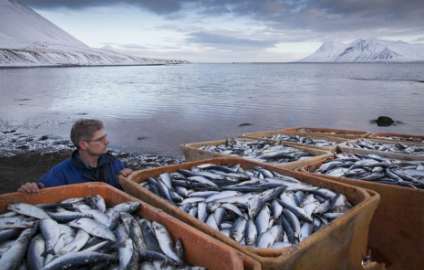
[18,119,132,193]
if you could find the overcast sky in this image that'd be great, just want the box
[22,0,424,62]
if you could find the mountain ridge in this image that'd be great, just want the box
[302,38,424,62]
[0,0,186,66]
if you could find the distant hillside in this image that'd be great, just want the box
[0,0,187,66]
[302,39,424,62]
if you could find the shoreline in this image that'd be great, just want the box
[0,129,182,194]
[0,63,181,69]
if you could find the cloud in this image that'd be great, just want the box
[22,0,424,44]
[114,43,148,50]
[187,31,278,49]
[22,0,424,32]
[415,37,424,42]
[21,0,183,14]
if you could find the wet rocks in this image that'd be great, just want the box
[371,116,395,127]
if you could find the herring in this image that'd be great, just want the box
[344,139,424,155]
[41,251,116,270]
[316,153,424,189]
[152,222,182,264]
[143,163,352,248]
[0,225,37,270]
[27,235,45,270]
[199,138,313,164]
[261,134,337,148]
[0,195,204,270]
[8,204,50,220]
[68,218,116,242]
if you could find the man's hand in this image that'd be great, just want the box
[17,182,44,193]
[120,168,133,177]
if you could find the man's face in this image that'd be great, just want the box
[81,129,109,156]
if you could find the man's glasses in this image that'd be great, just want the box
[86,134,108,143]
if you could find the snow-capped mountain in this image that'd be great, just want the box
[0,0,186,66]
[303,39,424,62]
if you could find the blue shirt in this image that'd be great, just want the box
[40,151,125,189]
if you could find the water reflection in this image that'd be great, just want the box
[0,63,423,156]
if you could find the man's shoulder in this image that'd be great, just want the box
[50,158,75,172]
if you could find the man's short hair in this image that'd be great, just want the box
[70,119,104,148]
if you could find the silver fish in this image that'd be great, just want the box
[231,218,247,243]
[299,222,314,241]
[197,202,208,223]
[75,205,112,227]
[272,241,292,249]
[8,204,50,220]
[282,209,301,240]
[58,229,90,254]
[245,219,258,246]
[40,219,61,255]
[213,207,225,226]
[139,262,156,270]
[200,138,313,164]
[118,238,134,270]
[26,234,45,270]
[255,205,271,235]
[47,209,92,223]
[0,225,37,270]
[107,202,141,216]
[0,194,203,270]
[52,224,74,255]
[205,191,241,203]
[152,222,182,264]
[128,219,148,256]
[0,228,22,242]
[221,204,245,219]
[206,215,219,231]
[69,218,116,242]
[345,139,424,155]
[264,134,337,148]
[257,225,283,248]
[0,216,35,229]
[316,153,424,189]
[145,163,352,248]
[41,251,116,270]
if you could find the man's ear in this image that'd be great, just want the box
[79,140,88,150]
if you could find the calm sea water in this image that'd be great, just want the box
[0,63,423,156]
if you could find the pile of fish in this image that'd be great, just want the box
[0,130,73,157]
[198,138,313,163]
[110,151,182,170]
[343,139,424,155]
[315,153,424,189]
[141,163,352,248]
[260,134,337,148]
[0,196,205,270]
